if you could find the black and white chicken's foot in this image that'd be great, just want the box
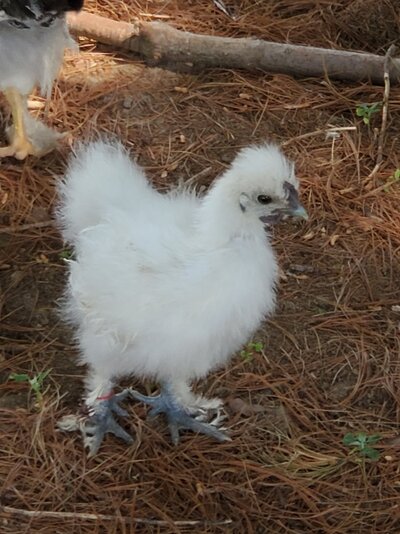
[82,390,134,457]
[2,105,66,160]
[1,122,58,160]
[130,386,231,445]
[0,122,41,160]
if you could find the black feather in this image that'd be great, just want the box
[41,1,84,12]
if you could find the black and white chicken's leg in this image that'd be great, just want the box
[130,382,230,444]
[0,89,37,159]
[0,88,62,160]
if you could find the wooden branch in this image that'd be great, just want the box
[67,12,400,85]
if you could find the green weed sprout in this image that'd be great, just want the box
[383,169,400,192]
[9,369,51,407]
[59,248,73,260]
[240,341,264,362]
[355,103,381,125]
[343,432,381,461]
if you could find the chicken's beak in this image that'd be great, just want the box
[283,182,308,221]
[290,204,308,221]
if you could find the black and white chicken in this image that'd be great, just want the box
[0,0,83,160]
[57,141,308,456]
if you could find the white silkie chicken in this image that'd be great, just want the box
[57,141,308,456]
[0,0,83,160]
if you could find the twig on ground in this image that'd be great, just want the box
[282,126,357,146]
[367,44,397,181]
[183,166,213,187]
[0,505,233,527]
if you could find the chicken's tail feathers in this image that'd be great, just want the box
[56,140,151,243]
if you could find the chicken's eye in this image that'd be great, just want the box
[257,195,272,205]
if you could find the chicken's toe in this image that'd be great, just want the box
[130,388,231,445]
[0,145,16,158]
[84,392,134,456]
[0,136,50,160]
[57,390,134,457]
[83,410,133,457]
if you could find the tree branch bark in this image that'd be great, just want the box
[67,12,400,85]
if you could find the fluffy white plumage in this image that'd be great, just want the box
[57,141,306,453]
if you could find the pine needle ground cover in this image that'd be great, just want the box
[1,1,399,532]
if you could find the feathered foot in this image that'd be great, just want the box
[58,390,134,457]
[130,385,231,445]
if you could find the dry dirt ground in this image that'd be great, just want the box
[1,1,400,532]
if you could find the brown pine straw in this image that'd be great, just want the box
[1,1,400,533]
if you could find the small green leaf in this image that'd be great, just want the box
[240,350,252,362]
[366,434,382,445]
[362,447,380,461]
[357,433,368,448]
[9,370,51,403]
[343,433,358,446]
[59,249,73,260]
[355,102,381,125]
[9,373,30,383]
[248,341,263,353]
[343,431,381,461]
[30,370,51,391]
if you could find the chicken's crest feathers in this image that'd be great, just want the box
[196,143,301,243]
[217,143,297,199]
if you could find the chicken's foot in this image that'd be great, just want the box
[130,384,230,444]
[0,88,59,159]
